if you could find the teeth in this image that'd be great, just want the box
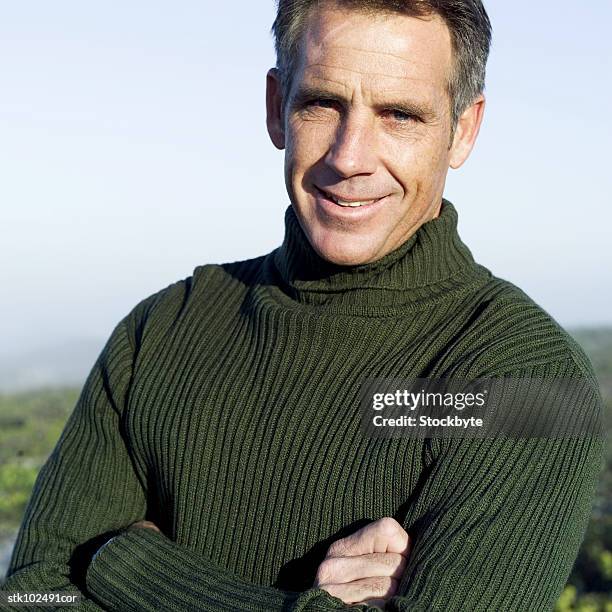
[335,199,376,207]
[326,192,377,207]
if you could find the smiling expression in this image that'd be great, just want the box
[266,2,484,265]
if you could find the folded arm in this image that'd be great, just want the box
[85,414,603,612]
[3,308,603,612]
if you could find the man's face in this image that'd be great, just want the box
[266,3,484,265]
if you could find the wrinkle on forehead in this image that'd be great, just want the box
[298,6,451,83]
[304,62,437,85]
[313,43,429,67]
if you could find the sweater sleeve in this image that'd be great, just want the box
[0,299,353,612]
[0,302,155,610]
[381,358,606,612]
[84,527,362,611]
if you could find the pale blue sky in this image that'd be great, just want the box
[1,1,611,356]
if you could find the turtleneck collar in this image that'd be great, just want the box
[265,199,488,315]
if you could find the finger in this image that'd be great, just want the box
[327,517,410,557]
[320,576,397,605]
[315,552,407,584]
[129,520,161,533]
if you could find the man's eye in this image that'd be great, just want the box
[307,98,337,109]
[388,109,418,122]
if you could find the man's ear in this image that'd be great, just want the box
[266,68,286,150]
[449,95,485,169]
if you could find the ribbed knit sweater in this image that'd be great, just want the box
[3,200,605,611]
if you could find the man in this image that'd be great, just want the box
[2,0,604,610]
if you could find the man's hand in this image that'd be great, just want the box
[314,517,411,608]
[128,520,161,533]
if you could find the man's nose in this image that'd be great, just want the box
[324,113,378,178]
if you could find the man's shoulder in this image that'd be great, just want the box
[456,272,594,379]
[118,255,267,344]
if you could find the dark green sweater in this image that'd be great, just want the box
[3,200,605,611]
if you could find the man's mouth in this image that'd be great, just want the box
[315,186,384,208]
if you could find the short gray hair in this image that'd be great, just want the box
[271,0,492,129]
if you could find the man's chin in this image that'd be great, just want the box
[310,233,386,267]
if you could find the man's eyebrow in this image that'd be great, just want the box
[291,85,345,106]
[291,85,437,121]
[374,99,437,121]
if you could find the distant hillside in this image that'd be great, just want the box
[0,338,103,393]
